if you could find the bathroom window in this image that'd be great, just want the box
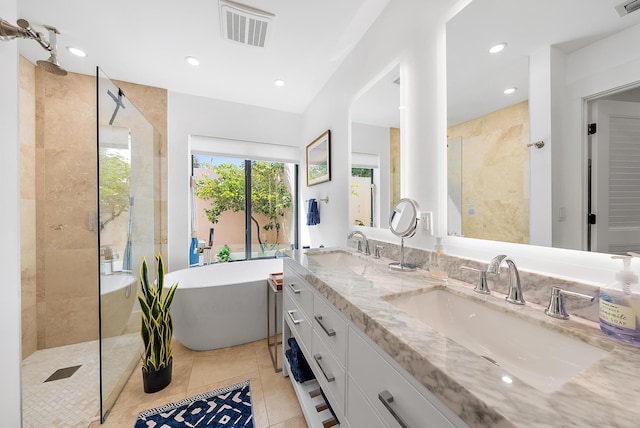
[192,154,298,261]
[351,167,375,227]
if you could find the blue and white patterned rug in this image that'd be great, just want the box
[134,380,254,428]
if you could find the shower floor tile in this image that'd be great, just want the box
[22,340,100,428]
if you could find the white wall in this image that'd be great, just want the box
[167,92,302,271]
[0,0,24,424]
[528,47,554,247]
[300,0,454,250]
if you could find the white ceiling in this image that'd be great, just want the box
[14,0,640,122]
[16,0,390,113]
[351,64,400,128]
[447,0,640,127]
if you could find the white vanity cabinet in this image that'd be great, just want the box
[348,327,462,428]
[283,263,468,428]
[283,266,344,427]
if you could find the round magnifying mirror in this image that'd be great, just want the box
[389,198,420,238]
[388,198,420,272]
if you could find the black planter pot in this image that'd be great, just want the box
[142,357,173,393]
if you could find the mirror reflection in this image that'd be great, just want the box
[447,0,640,251]
[389,198,419,238]
[350,64,400,229]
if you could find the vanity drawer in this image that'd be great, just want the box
[311,330,346,415]
[284,267,314,318]
[348,328,457,428]
[313,294,347,367]
[347,375,389,428]
[284,291,312,355]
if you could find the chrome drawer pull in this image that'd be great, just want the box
[288,282,301,294]
[313,354,335,383]
[314,315,336,337]
[287,310,302,325]
[378,390,409,428]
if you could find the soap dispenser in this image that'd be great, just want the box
[599,254,640,346]
[429,237,448,280]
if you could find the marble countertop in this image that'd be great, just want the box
[284,247,640,428]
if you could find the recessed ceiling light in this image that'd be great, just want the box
[489,42,507,54]
[501,375,513,384]
[185,56,200,66]
[274,79,285,87]
[504,87,517,95]
[66,46,87,57]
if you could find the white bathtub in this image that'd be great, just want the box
[165,258,284,351]
[100,274,137,338]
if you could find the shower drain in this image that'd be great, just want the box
[44,364,82,382]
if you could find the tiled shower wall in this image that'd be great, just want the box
[20,57,37,358]
[19,57,168,355]
[447,100,530,244]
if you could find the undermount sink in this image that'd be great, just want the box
[306,250,369,270]
[386,289,608,393]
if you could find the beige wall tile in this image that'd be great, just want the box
[21,305,37,358]
[448,101,530,244]
[44,148,97,202]
[43,200,97,252]
[20,56,38,358]
[43,70,95,105]
[19,94,36,149]
[21,293,37,357]
[19,56,35,90]
[43,97,95,153]
[44,249,98,300]
[20,145,36,200]
[45,296,99,347]
[36,302,46,348]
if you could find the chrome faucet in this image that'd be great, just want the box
[487,254,525,305]
[544,286,597,320]
[348,231,370,255]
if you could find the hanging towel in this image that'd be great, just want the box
[307,198,320,226]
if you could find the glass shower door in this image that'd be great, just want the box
[97,67,160,420]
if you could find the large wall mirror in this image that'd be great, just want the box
[447,0,640,253]
[350,64,401,229]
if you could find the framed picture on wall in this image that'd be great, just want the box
[306,130,331,186]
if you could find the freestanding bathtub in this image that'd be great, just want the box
[100,274,137,338]
[165,258,284,351]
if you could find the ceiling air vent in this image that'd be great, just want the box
[219,0,275,48]
[615,0,640,17]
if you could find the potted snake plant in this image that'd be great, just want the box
[138,254,179,393]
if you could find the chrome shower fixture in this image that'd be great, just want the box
[0,18,67,76]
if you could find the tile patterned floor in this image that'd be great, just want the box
[91,337,306,427]
[22,340,101,428]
